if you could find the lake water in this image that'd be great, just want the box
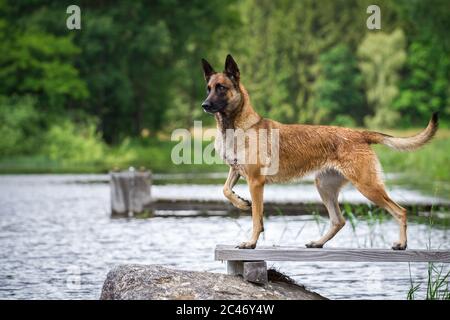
[0,174,448,300]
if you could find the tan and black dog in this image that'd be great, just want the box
[201,54,438,250]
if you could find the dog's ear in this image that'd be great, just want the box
[224,54,240,82]
[201,58,215,82]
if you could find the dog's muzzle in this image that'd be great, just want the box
[202,101,223,114]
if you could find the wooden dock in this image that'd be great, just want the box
[215,245,450,285]
[109,170,450,217]
[148,199,448,216]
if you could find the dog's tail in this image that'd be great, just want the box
[363,112,439,151]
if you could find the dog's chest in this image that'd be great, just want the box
[215,131,235,164]
[215,131,246,171]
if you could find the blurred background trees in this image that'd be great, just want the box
[358,29,406,128]
[314,44,364,127]
[0,0,449,168]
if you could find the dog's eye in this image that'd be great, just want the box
[216,84,227,92]
[206,86,211,94]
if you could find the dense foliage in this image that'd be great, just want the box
[0,0,449,164]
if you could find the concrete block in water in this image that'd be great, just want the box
[110,169,152,216]
[227,260,268,285]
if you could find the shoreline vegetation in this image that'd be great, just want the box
[1,128,448,197]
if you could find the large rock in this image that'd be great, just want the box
[100,264,325,300]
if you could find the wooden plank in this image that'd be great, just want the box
[215,245,450,263]
[148,199,327,215]
[148,199,450,215]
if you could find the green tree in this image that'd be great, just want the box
[391,0,450,124]
[0,0,240,144]
[73,1,239,142]
[0,1,88,109]
[313,44,365,126]
[73,2,172,142]
[232,0,398,124]
[394,40,450,123]
[357,29,407,128]
[43,119,105,164]
[0,96,42,155]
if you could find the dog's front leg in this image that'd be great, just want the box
[238,175,265,249]
[223,167,251,211]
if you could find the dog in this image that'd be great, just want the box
[201,54,438,250]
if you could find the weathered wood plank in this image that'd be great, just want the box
[148,199,327,215]
[147,199,450,216]
[215,245,450,263]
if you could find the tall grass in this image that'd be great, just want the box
[407,187,450,300]
[426,263,450,299]
[408,263,450,300]
[407,263,421,300]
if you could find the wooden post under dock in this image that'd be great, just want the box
[215,245,450,285]
[110,169,153,216]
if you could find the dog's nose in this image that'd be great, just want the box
[202,101,212,110]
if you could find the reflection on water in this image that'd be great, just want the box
[0,174,448,299]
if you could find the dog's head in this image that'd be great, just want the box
[201,54,242,114]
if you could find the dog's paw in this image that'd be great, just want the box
[236,241,256,249]
[235,198,252,211]
[392,241,407,250]
[305,241,323,248]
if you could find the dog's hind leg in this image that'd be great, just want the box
[343,153,408,250]
[223,167,251,211]
[351,176,407,250]
[306,170,348,248]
